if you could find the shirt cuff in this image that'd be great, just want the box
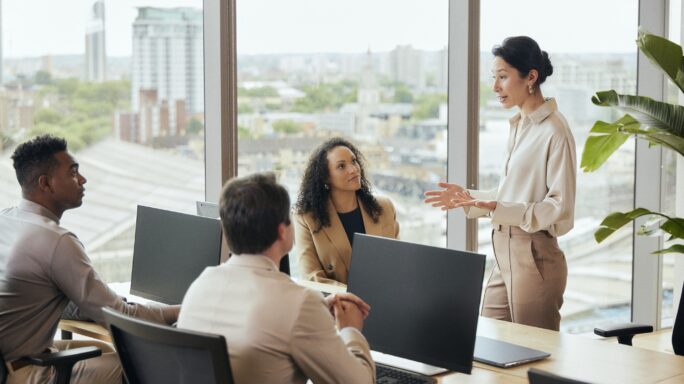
[492,202,526,226]
[339,327,369,346]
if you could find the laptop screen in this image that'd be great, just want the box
[347,234,486,374]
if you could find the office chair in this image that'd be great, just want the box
[0,346,101,384]
[102,307,234,384]
[527,368,590,384]
[594,292,683,356]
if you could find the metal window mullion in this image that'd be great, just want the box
[447,0,479,252]
[632,0,667,328]
[204,0,237,203]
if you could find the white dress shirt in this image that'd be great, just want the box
[468,98,576,237]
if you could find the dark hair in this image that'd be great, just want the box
[295,137,382,232]
[219,172,291,255]
[11,135,68,190]
[492,36,553,87]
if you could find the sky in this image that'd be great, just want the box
[2,0,641,58]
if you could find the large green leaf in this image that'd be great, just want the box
[580,116,635,172]
[595,208,667,243]
[653,244,684,255]
[591,91,684,156]
[637,28,684,94]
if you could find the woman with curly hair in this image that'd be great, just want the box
[295,137,399,286]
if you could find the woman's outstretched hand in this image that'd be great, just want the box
[424,182,497,211]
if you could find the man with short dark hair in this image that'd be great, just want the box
[0,135,179,384]
[178,173,376,383]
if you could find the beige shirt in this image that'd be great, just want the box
[178,254,375,384]
[0,200,176,361]
[468,98,576,237]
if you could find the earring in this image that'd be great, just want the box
[324,184,330,190]
[528,85,535,95]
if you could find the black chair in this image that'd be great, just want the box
[102,307,233,384]
[594,287,684,356]
[0,346,101,384]
[527,368,591,384]
[593,322,653,346]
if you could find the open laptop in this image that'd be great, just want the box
[474,336,550,368]
[347,234,486,376]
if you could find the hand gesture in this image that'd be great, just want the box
[424,182,496,211]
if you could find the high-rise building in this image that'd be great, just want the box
[389,45,424,89]
[85,0,106,82]
[131,7,203,139]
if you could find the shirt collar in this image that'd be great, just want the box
[509,98,558,127]
[18,199,60,224]
[226,254,279,271]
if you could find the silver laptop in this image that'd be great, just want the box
[474,336,550,368]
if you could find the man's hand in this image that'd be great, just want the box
[325,292,370,319]
[333,299,365,331]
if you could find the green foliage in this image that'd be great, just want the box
[582,28,684,254]
[293,80,357,113]
[393,83,414,103]
[272,119,303,134]
[34,70,52,85]
[413,93,447,120]
[238,125,254,140]
[187,118,204,135]
[238,86,279,98]
[28,77,131,151]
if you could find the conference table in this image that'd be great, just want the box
[59,281,684,384]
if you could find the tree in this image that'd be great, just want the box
[272,119,303,134]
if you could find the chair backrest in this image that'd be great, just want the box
[0,351,7,384]
[103,307,233,384]
[528,368,590,384]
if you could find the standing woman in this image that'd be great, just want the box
[295,137,399,286]
[425,36,576,331]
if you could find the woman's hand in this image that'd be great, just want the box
[424,182,467,210]
[424,182,496,211]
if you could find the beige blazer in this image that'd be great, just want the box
[178,255,375,384]
[295,195,400,285]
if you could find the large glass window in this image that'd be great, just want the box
[236,0,448,277]
[479,0,638,333]
[0,0,205,282]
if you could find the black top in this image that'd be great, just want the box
[337,207,366,246]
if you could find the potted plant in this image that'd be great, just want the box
[580,27,684,355]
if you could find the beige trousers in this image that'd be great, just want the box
[6,340,122,384]
[481,224,567,331]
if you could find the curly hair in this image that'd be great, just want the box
[295,137,382,233]
[11,134,67,190]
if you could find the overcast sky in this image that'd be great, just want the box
[3,0,640,58]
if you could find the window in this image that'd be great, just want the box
[0,0,205,282]
[236,0,449,276]
[479,0,638,333]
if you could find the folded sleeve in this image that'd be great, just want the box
[464,188,497,219]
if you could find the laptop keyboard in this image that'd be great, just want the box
[376,363,437,384]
